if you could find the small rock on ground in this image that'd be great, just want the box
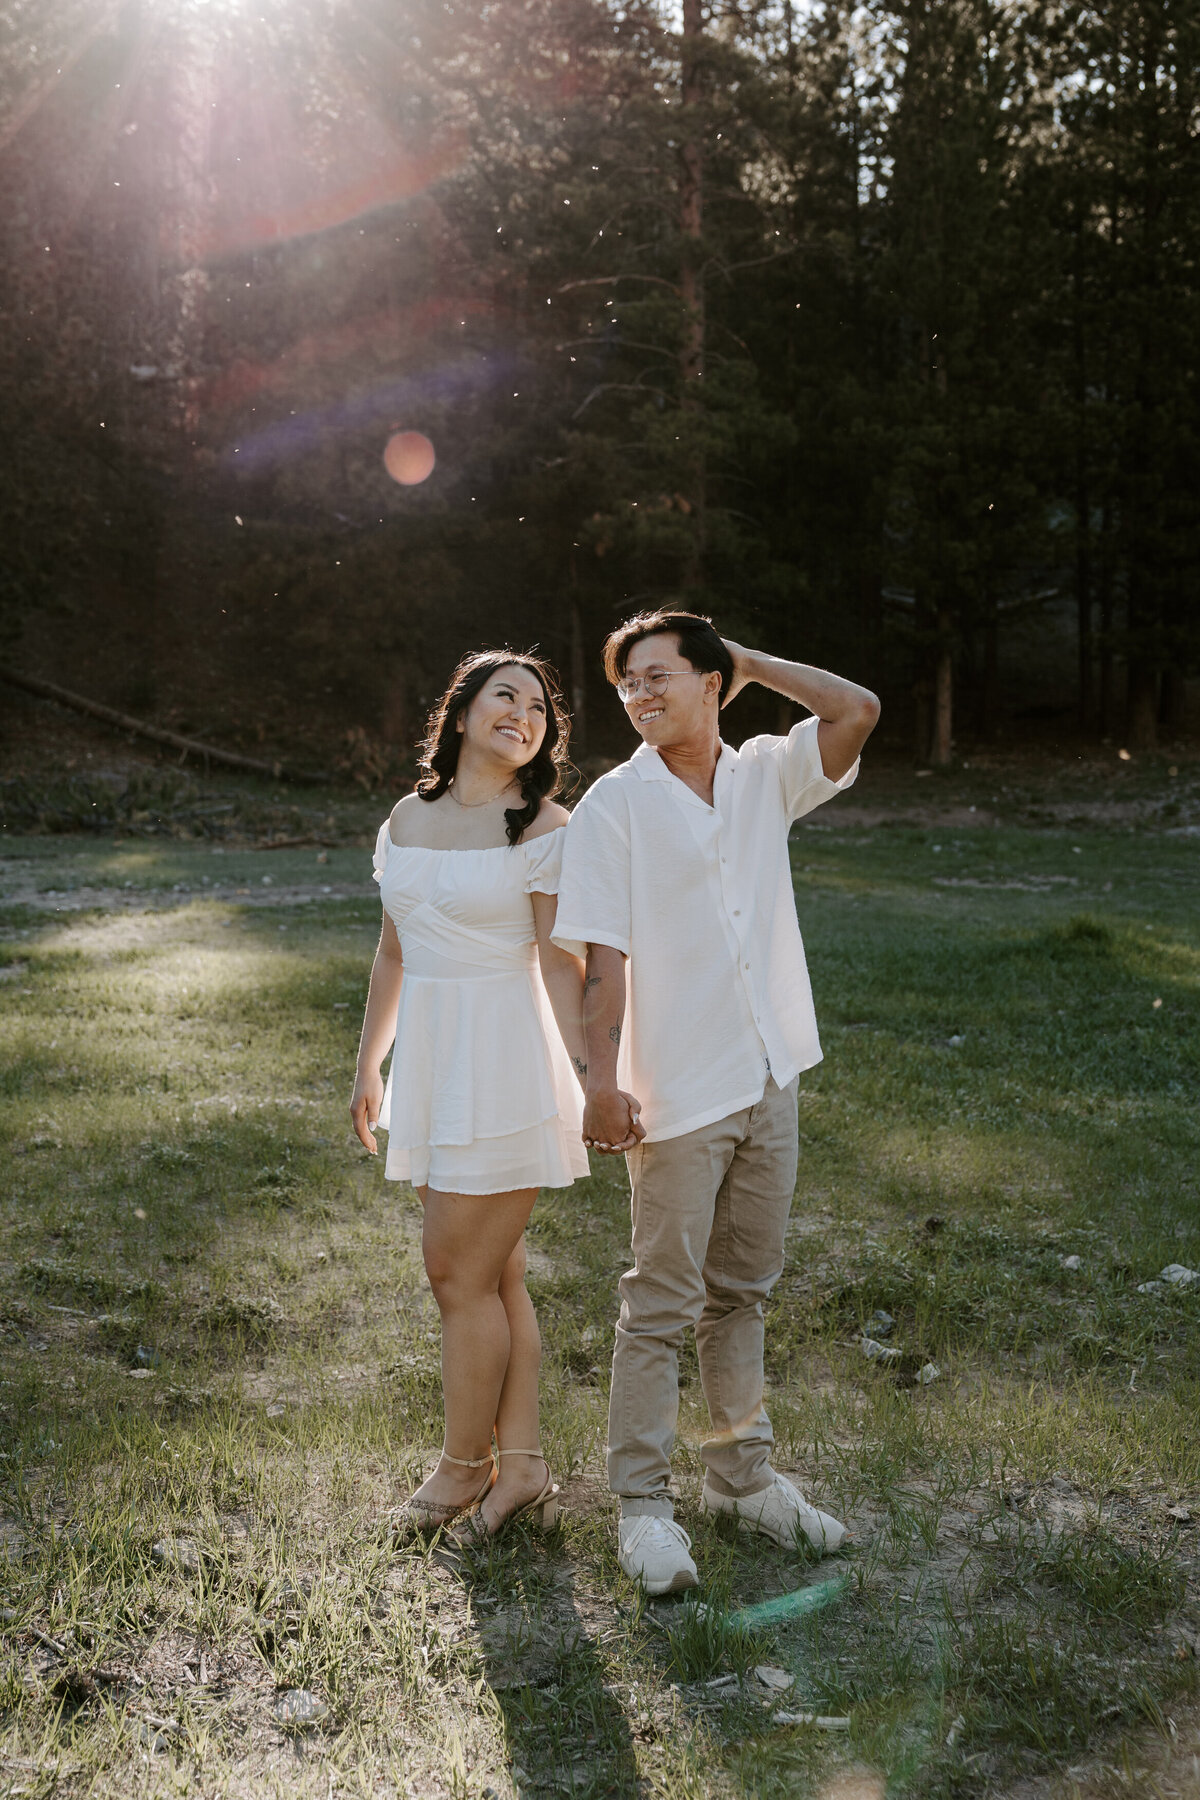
[754,1664,795,1691]
[151,1537,201,1573]
[272,1689,328,1727]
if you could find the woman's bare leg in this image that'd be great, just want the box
[478,1236,551,1528]
[406,1185,538,1515]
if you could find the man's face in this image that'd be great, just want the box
[619,633,719,746]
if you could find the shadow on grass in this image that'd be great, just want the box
[451,1528,642,1799]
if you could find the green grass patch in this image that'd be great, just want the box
[1,822,1198,1797]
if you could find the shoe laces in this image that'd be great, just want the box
[770,1473,818,1515]
[621,1515,692,1556]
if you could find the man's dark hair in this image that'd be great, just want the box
[602,609,734,702]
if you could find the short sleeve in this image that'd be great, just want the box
[551,786,633,960]
[372,820,391,885]
[747,716,858,823]
[523,827,565,896]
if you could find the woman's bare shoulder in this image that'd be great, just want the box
[387,791,427,844]
[522,798,569,841]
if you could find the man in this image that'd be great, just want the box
[552,610,879,1595]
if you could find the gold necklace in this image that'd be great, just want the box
[448,778,519,809]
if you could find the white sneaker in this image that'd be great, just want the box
[617,1515,699,1595]
[701,1473,847,1555]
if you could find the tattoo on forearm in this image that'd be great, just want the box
[583,976,602,994]
[609,1024,621,1046]
[572,1056,587,1078]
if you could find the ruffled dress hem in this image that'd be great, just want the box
[384,1115,589,1194]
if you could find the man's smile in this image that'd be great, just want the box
[637,706,665,724]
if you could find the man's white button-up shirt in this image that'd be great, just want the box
[553,716,858,1143]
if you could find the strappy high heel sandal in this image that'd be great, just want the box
[383,1450,497,1542]
[452,1448,561,1546]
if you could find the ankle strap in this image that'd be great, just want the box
[496,1448,542,1458]
[442,1452,495,1469]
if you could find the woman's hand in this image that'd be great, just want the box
[582,1087,646,1154]
[351,914,403,1157]
[350,1068,385,1155]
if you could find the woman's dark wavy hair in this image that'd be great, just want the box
[416,649,571,845]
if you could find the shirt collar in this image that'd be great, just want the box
[714,739,740,787]
[630,740,738,782]
[629,740,740,813]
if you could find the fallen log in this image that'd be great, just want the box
[0,667,330,784]
[257,834,337,850]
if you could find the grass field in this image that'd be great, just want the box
[1,792,1199,1799]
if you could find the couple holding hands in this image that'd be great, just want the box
[350,609,879,1595]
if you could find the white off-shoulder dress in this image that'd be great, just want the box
[372,821,589,1195]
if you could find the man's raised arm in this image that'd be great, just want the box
[722,640,880,782]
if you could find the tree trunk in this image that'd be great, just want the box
[1158,668,1185,737]
[913,676,932,765]
[1072,206,1094,732]
[1126,660,1158,751]
[980,611,999,740]
[1076,485,1093,731]
[931,613,953,765]
[159,13,217,438]
[380,675,408,748]
[678,0,705,587]
[1097,504,1114,735]
[569,579,587,760]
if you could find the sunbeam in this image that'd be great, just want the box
[0,1,118,153]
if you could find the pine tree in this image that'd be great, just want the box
[1050,0,1200,747]
[867,0,1059,763]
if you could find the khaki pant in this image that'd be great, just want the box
[608,1076,799,1517]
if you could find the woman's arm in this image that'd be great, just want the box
[531,890,588,1086]
[349,912,404,1154]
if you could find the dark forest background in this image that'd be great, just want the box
[1,0,1198,773]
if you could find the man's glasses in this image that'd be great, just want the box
[615,669,695,703]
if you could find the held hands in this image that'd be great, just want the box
[350,1069,385,1156]
[582,1088,647,1155]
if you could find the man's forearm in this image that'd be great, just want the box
[741,649,878,724]
[730,645,879,782]
[581,943,627,1095]
[539,951,588,1089]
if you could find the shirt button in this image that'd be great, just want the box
[733,909,741,917]
[744,961,751,970]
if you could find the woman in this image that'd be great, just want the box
[350,650,596,1542]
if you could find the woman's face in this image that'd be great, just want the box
[457,664,549,769]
